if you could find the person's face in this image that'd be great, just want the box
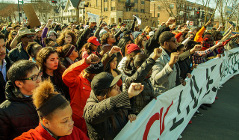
[49,32,57,41]
[0,39,6,61]
[64,34,72,44]
[91,44,98,51]
[16,67,41,96]
[70,47,79,58]
[107,34,116,44]
[107,84,121,97]
[90,22,97,28]
[21,34,35,44]
[36,31,42,38]
[167,37,178,52]
[110,57,117,70]
[44,105,74,137]
[45,53,59,71]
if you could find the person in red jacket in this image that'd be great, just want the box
[62,54,103,135]
[14,80,89,140]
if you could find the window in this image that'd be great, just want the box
[158,6,160,10]
[104,0,107,2]
[157,13,160,17]
[134,0,138,3]
[104,8,108,11]
[111,7,115,11]
[141,9,145,13]
[141,1,144,4]
[134,8,138,12]
[96,0,98,6]
[169,4,174,9]
[126,7,130,11]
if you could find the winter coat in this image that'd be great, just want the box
[8,42,29,62]
[0,56,12,104]
[123,57,156,114]
[0,81,39,140]
[84,91,131,140]
[62,59,90,134]
[76,28,91,51]
[14,123,89,140]
[144,25,170,56]
[150,47,179,95]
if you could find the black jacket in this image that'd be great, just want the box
[144,25,170,56]
[123,57,156,114]
[0,56,12,104]
[0,81,39,140]
[8,43,29,62]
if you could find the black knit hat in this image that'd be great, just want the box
[91,72,121,95]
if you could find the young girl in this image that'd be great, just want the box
[14,80,89,140]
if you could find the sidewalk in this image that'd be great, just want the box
[181,75,239,140]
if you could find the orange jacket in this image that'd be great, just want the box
[14,123,89,140]
[62,59,90,133]
[194,26,206,42]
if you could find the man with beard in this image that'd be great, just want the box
[0,34,11,104]
[8,27,35,62]
[150,31,180,95]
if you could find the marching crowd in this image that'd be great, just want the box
[0,17,239,140]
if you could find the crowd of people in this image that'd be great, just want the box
[0,17,239,140]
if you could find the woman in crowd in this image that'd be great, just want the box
[101,46,122,87]
[26,42,42,63]
[80,36,101,59]
[57,44,79,68]
[56,30,77,46]
[14,80,89,140]
[135,34,147,50]
[5,30,17,50]
[62,54,103,135]
[118,44,142,81]
[123,48,161,114]
[100,32,117,55]
[36,47,70,100]
[84,72,143,140]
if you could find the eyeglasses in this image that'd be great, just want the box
[20,72,42,81]
[12,33,17,36]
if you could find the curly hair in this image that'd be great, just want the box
[56,30,77,46]
[33,79,69,120]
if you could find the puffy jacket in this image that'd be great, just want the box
[14,123,89,140]
[123,57,156,114]
[8,43,29,62]
[62,59,90,134]
[84,91,130,140]
[0,81,39,140]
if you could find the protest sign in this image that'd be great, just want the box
[23,4,41,28]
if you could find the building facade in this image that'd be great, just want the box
[150,0,214,27]
[84,0,158,28]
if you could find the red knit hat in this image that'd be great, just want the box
[126,44,141,54]
[87,36,101,46]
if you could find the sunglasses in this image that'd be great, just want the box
[12,33,17,36]
[20,72,42,81]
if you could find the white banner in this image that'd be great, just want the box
[87,12,100,24]
[115,47,239,140]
